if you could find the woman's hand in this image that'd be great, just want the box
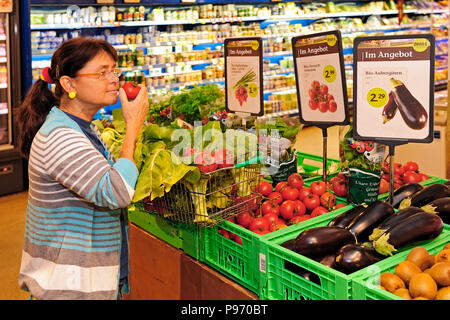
[119,84,149,136]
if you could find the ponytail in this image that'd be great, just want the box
[16,78,58,159]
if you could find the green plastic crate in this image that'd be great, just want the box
[297,152,340,182]
[258,209,449,300]
[200,201,352,297]
[352,228,450,300]
[128,205,201,260]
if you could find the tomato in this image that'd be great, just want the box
[382,162,390,174]
[233,234,243,245]
[122,81,141,100]
[318,101,329,113]
[274,223,288,230]
[257,180,273,196]
[401,171,422,184]
[309,99,319,110]
[320,192,336,210]
[332,180,347,197]
[195,151,217,173]
[293,200,306,216]
[403,161,419,172]
[263,213,280,232]
[311,80,320,89]
[261,201,280,217]
[308,88,317,98]
[214,148,234,168]
[394,163,405,176]
[319,85,328,96]
[281,187,299,201]
[329,100,337,113]
[267,192,283,205]
[218,228,230,239]
[329,176,343,185]
[418,173,429,181]
[249,217,270,233]
[236,211,254,228]
[298,187,312,201]
[310,181,327,196]
[311,206,329,218]
[327,94,335,102]
[303,194,320,211]
[334,203,347,210]
[381,173,390,182]
[290,215,310,224]
[275,181,288,194]
[287,173,304,190]
[379,178,389,194]
[253,229,270,235]
[279,200,296,221]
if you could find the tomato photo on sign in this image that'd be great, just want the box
[122,81,141,100]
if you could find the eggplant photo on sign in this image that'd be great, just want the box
[292,30,349,127]
[353,34,435,143]
[224,37,264,116]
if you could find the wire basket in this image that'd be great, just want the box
[141,164,263,227]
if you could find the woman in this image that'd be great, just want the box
[16,37,149,300]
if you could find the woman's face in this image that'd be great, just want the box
[72,50,119,108]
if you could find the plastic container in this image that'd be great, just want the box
[297,152,340,182]
[352,228,450,300]
[258,209,449,300]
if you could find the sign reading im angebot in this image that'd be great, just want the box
[292,30,349,127]
[224,37,264,116]
[353,34,435,144]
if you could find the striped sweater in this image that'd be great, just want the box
[18,106,138,300]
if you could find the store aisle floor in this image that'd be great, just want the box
[0,191,29,300]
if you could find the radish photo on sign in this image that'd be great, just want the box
[353,35,435,143]
[292,31,349,126]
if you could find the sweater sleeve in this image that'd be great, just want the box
[38,127,139,209]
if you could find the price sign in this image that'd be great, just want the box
[292,30,349,127]
[353,34,435,144]
[224,37,263,116]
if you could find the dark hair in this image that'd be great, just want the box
[16,37,117,159]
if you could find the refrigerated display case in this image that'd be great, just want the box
[0,0,25,196]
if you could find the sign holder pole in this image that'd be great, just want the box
[321,127,328,184]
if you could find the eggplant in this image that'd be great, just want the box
[390,183,424,209]
[422,197,450,224]
[334,244,384,274]
[346,200,394,242]
[444,180,450,187]
[327,205,366,228]
[294,226,356,259]
[369,206,424,242]
[399,183,450,209]
[390,78,428,130]
[281,239,296,252]
[373,211,444,256]
[317,253,337,269]
[295,268,321,285]
[382,91,398,124]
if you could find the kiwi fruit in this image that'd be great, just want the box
[393,288,411,300]
[395,261,422,286]
[428,262,450,286]
[435,249,450,264]
[409,273,438,300]
[380,272,405,293]
[406,247,432,271]
[436,287,450,300]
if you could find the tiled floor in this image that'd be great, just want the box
[0,125,339,300]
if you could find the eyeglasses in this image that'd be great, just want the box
[76,68,122,80]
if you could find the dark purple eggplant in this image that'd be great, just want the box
[327,205,366,228]
[334,244,383,274]
[317,253,337,269]
[294,226,356,259]
[390,78,428,130]
[382,91,398,124]
[399,183,450,210]
[373,211,444,256]
[390,183,424,209]
[444,180,450,187]
[369,206,424,242]
[281,239,296,251]
[295,268,321,285]
[346,200,394,242]
[422,197,450,224]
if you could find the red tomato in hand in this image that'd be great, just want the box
[288,173,304,190]
[403,161,419,172]
[311,206,329,218]
[303,194,320,211]
[332,180,347,197]
[281,187,299,201]
[257,180,273,196]
[298,187,312,201]
[320,192,336,210]
[310,181,327,196]
[279,200,296,221]
[122,81,141,100]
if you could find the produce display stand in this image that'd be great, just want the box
[258,207,450,300]
[351,227,450,300]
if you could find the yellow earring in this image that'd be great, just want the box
[68,91,76,99]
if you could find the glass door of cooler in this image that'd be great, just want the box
[0,13,11,149]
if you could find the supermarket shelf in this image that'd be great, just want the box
[147,77,225,91]
[260,108,299,121]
